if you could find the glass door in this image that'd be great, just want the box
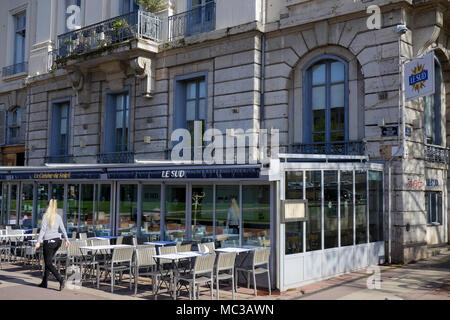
[36,184,50,228]
[95,184,112,236]
[0,183,7,226]
[20,183,34,229]
[66,184,79,233]
[141,185,161,241]
[80,184,95,234]
[9,184,19,226]
[117,184,138,236]
[191,185,213,243]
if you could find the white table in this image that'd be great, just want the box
[215,247,251,254]
[0,233,37,239]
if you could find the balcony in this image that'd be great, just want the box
[169,1,216,41]
[44,155,75,164]
[424,144,449,164]
[2,62,28,78]
[51,11,161,65]
[291,141,366,156]
[97,152,135,164]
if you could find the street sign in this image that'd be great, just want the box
[382,126,398,137]
[404,52,435,100]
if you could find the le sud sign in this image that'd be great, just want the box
[171,121,279,165]
[405,52,435,101]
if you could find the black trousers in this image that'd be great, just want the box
[42,238,63,285]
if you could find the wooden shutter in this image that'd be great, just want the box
[0,108,6,146]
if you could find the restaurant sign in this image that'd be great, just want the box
[404,52,435,101]
[108,168,261,180]
[9,171,102,180]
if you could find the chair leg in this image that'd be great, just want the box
[253,272,257,296]
[134,267,138,296]
[232,274,235,300]
[129,266,132,291]
[96,264,100,289]
[111,269,114,293]
[210,277,213,300]
[216,278,219,300]
[267,271,271,296]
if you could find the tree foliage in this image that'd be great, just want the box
[135,0,168,13]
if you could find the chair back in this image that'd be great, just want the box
[132,237,138,246]
[79,233,87,240]
[159,245,177,255]
[116,236,123,245]
[71,232,77,239]
[68,240,87,258]
[176,243,192,252]
[32,228,38,235]
[199,242,215,253]
[136,247,157,267]
[9,230,24,242]
[56,240,68,256]
[253,248,271,267]
[216,252,237,272]
[193,254,216,275]
[90,238,110,255]
[5,226,12,233]
[112,246,134,264]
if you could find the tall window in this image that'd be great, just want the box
[14,12,26,73]
[304,57,347,144]
[50,101,70,157]
[424,60,442,145]
[105,92,130,153]
[187,0,215,36]
[7,107,21,145]
[425,191,442,225]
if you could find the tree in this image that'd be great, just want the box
[135,0,168,13]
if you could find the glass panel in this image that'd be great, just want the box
[431,193,437,223]
[20,184,34,229]
[331,84,345,108]
[355,171,367,244]
[67,184,79,233]
[141,185,161,241]
[192,185,214,243]
[199,80,206,98]
[199,99,206,120]
[95,184,111,237]
[79,184,94,234]
[330,107,345,130]
[215,185,240,248]
[9,185,18,225]
[313,133,325,143]
[118,184,138,236]
[0,184,5,226]
[312,86,326,110]
[340,171,354,246]
[331,62,345,83]
[437,193,442,224]
[36,184,49,228]
[312,63,326,85]
[286,171,303,200]
[324,171,338,249]
[369,171,383,242]
[286,222,303,255]
[306,171,322,251]
[313,109,325,132]
[186,101,196,121]
[242,185,270,248]
[330,131,345,142]
[187,82,197,100]
[165,185,186,242]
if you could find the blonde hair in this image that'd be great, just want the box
[231,198,239,217]
[44,199,58,228]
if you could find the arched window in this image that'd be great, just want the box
[424,58,442,146]
[303,56,348,146]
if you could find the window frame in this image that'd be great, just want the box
[426,191,442,226]
[120,0,140,15]
[13,11,26,67]
[302,55,349,144]
[104,87,131,154]
[50,98,72,157]
[424,58,443,146]
[6,107,21,145]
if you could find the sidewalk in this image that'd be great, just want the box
[0,248,449,300]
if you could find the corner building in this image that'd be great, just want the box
[0,0,449,291]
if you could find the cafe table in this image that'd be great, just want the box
[152,251,206,299]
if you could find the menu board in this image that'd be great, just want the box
[281,200,308,222]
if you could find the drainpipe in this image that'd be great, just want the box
[260,33,265,130]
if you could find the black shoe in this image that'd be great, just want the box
[38,282,47,288]
[59,280,65,291]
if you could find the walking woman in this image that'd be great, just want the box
[35,199,70,290]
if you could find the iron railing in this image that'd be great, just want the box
[169,1,216,41]
[424,144,449,164]
[44,155,74,164]
[291,141,366,156]
[53,11,161,63]
[2,62,28,77]
[97,151,135,164]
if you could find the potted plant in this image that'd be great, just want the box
[134,0,168,13]
[112,18,133,41]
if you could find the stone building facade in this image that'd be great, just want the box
[1,0,449,270]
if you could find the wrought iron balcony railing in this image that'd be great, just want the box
[2,62,28,77]
[291,141,366,156]
[424,144,449,164]
[97,151,135,164]
[44,155,74,164]
[53,11,161,63]
[169,1,216,41]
